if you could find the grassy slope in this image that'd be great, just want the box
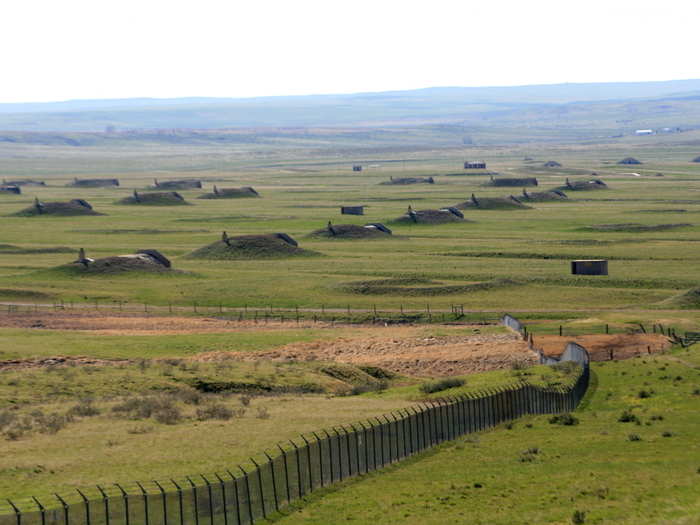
[1,139,700,315]
[271,346,700,525]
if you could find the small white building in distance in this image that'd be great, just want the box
[635,129,654,135]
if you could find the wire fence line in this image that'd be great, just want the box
[1,317,591,525]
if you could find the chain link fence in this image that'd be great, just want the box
[1,316,591,525]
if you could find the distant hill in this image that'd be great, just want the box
[0,79,699,137]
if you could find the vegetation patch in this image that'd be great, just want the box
[419,377,465,394]
[519,189,568,202]
[484,176,538,187]
[187,233,318,260]
[337,277,520,296]
[380,176,434,185]
[557,178,608,191]
[151,178,202,189]
[0,288,55,300]
[663,287,700,309]
[0,244,73,254]
[583,223,692,232]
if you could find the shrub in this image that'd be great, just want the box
[549,413,579,426]
[256,407,271,419]
[239,395,252,407]
[153,405,182,425]
[661,431,673,438]
[0,410,17,430]
[628,433,642,442]
[692,388,700,396]
[35,412,68,434]
[637,389,653,399]
[419,378,465,394]
[196,403,233,421]
[68,399,100,417]
[126,425,153,435]
[618,410,639,423]
[174,388,203,405]
[572,510,586,524]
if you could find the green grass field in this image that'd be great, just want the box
[271,344,700,525]
[1,132,700,521]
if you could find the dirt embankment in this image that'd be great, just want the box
[196,333,537,377]
[0,356,131,371]
[532,333,672,361]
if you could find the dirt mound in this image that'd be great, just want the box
[198,186,260,199]
[543,161,562,168]
[557,178,608,191]
[485,176,538,187]
[520,189,568,201]
[188,233,317,259]
[0,186,21,195]
[310,223,392,239]
[68,178,119,187]
[618,157,642,165]
[118,191,189,205]
[532,333,670,361]
[67,249,174,274]
[204,332,536,377]
[664,287,700,309]
[152,178,202,189]
[393,207,466,224]
[455,194,531,210]
[380,176,434,185]
[585,223,691,232]
[12,199,103,216]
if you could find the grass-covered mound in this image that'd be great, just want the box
[118,191,189,206]
[485,176,538,187]
[543,160,562,167]
[68,178,119,187]
[585,223,692,233]
[2,179,45,186]
[455,194,532,210]
[309,222,392,239]
[65,249,174,274]
[198,186,260,199]
[557,178,608,191]
[393,206,466,224]
[12,199,103,216]
[338,277,519,295]
[519,188,568,201]
[380,176,434,185]
[664,287,700,308]
[151,178,202,189]
[188,232,318,259]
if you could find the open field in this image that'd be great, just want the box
[1,131,700,521]
[272,343,700,525]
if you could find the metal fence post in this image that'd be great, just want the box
[200,475,215,525]
[375,418,385,467]
[321,430,334,483]
[55,494,69,525]
[136,482,149,525]
[289,440,303,497]
[349,424,362,475]
[153,481,168,525]
[186,477,200,525]
[300,435,314,491]
[115,484,130,525]
[237,466,253,525]
[32,496,47,525]
[171,479,185,525]
[357,423,369,474]
[341,426,353,475]
[331,429,344,480]
[275,444,291,505]
[263,452,279,511]
[311,433,325,487]
[249,459,266,520]
[213,475,229,525]
[225,470,242,525]
[6,499,20,525]
[77,489,92,525]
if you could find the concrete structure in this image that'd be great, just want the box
[341,206,364,215]
[464,161,486,169]
[571,259,608,276]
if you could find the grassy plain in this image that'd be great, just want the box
[273,344,700,525]
[1,131,700,519]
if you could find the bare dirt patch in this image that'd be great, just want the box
[195,332,536,377]
[0,356,130,371]
[532,333,671,361]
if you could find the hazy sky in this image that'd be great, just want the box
[2,0,699,103]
